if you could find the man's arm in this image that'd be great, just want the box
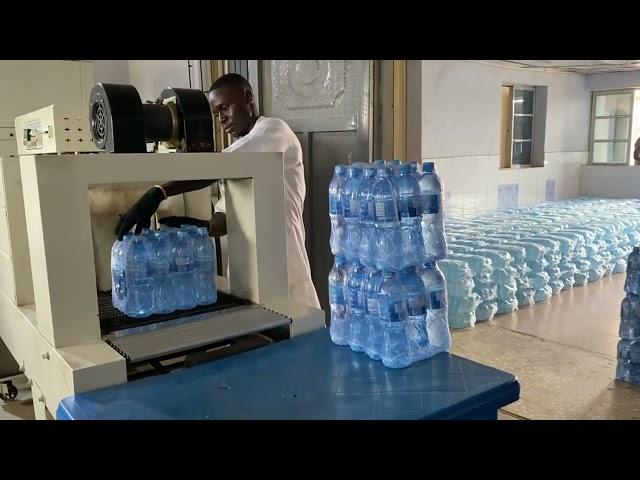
[634,138,640,164]
[114,179,218,240]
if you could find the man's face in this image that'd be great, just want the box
[208,85,254,138]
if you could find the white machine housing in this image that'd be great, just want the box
[0,61,94,158]
[0,150,325,419]
[14,105,98,155]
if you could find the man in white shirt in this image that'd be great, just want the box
[114,74,320,309]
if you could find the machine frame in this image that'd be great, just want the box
[0,151,324,418]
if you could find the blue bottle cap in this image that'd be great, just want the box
[347,165,363,176]
[399,164,413,174]
[422,162,435,173]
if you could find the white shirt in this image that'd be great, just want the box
[214,116,320,309]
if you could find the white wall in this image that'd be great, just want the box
[420,60,591,217]
[128,60,192,102]
[93,60,130,84]
[587,70,640,92]
[580,165,640,198]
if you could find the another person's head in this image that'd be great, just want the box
[208,74,258,139]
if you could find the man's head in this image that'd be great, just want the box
[208,74,258,139]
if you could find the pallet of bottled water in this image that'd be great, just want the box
[328,160,451,369]
[111,225,217,318]
[444,197,640,329]
[617,246,640,385]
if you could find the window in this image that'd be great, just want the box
[512,87,535,165]
[590,90,634,164]
[501,85,547,169]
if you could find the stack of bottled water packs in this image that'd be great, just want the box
[328,160,451,368]
[617,246,640,385]
[437,259,480,329]
[447,252,498,323]
[441,198,640,329]
[111,225,217,318]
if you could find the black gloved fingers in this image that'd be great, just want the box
[114,214,134,241]
[134,217,151,235]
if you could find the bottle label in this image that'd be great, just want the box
[329,197,342,215]
[424,193,440,214]
[329,284,345,304]
[347,286,364,309]
[359,199,375,220]
[406,294,427,316]
[127,263,148,278]
[150,261,171,276]
[375,199,397,223]
[343,198,359,219]
[429,289,446,310]
[175,257,190,273]
[349,200,359,218]
[398,197,422,219]
[366,297,379,316]
[380,300,406,322]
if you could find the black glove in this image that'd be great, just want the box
[114,187,166,240]
[158,216,210,230]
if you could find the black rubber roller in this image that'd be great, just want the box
[160,88,214,152]
[89,83,146,153]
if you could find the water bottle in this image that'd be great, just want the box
[624,246,640,295]
[329,255,349,345]
[111,234,130,311]
[373,167,403,271]
[388,160,400,196]
[125,235,154,318]
[357,167,377,266]
[149,230,175,314]
[620,293,640,338]
[362,266,383,360]
[194,227,217,305]
[399,266,429,359]
[329,165,347,255]
[377,270,411,368]
[419,162,447,261]
[409,161,422,180]
[397,164,426,267]
[341,166,363,261]
[389,159,401,177]
[420,261,449,348]
[173,230,198,310]
[345,258,367,352]
[616,339,640,384]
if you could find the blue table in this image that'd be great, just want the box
[57,328,519,420]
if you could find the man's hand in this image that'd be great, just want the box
[159,216,210,230]
[114,187,166,240]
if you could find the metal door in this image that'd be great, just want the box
[259,60,371,316]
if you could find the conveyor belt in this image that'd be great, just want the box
[103,304,291,364]
[98,290,249,335]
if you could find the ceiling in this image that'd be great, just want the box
[476,60,640,75]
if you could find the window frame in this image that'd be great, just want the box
[589,89,635,165]
[511,85,535,168]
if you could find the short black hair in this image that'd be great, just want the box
[209,73,252,92]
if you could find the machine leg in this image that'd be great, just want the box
[31,382,48,420]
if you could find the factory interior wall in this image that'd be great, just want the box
[419,60,591,218]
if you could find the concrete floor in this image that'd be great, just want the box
[453,272,640,420]
[2,273,638,420]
